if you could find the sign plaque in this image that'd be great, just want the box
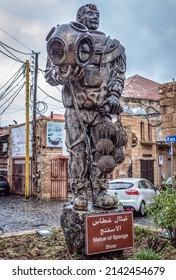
[166,135,176,143]
[86,212,134,255]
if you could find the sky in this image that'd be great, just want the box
[0,0,176,127]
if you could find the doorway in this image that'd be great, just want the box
[140,159,154,184]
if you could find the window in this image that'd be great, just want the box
[148,123,152,141]
[109,182,133,190]
[0,142,8,157]
[138,181,147,189]
[140,122,145,141]
[145,180,154,189]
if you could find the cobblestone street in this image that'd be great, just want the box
[0,194,155,234]
[0,195,68,233]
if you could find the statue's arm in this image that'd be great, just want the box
[107,52,126,99]
[98,52,126,116]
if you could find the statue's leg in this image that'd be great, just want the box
[65,108,89,210]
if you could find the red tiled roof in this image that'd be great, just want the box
[37,113,65,121]
[50,114,65,121]
[123,74,160,100]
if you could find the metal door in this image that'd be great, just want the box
[12,158,32,195]
[51,157,68,198]
[140,160,154,184]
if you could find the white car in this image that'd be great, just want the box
[108,178,159,216]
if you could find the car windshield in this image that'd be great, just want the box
[109,182,133,190]
[166,177,173,184]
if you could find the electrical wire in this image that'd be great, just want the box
[0,28,64,125]
[37,85,62,103]
[0,65,25,100]
[0,64,24,90]
[36,101,48,114]
[0,27,32,52]
[0,41,28,59]
[0,43,25,63]
[0,41,32,55]
[1,82,25,107]
[38,68,62,93]
[0,49,23,63]
[0,83,25,116]
[0,76,24,101]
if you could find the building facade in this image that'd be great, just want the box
[159,81,176,180]
[5,114,68,199]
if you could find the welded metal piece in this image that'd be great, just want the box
[45,4,127,211]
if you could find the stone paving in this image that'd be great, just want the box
[0,194,155,234]
[0,195,68,233]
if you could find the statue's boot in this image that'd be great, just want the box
[92,179,118,209]
[71,179,89,211]
[73,194,88,211]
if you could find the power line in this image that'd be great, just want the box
[0,27,33,52]
[0,43,26,63]
[0,75,24,101]
[38,68,62,93]
[37,85,62,103]
[0,83,25,116]
[0,49,23,63]
[0,64,24,90]
[0,27,64,127]
[0,64,25,100]
[1,82,25,107]
[0,41,32,55]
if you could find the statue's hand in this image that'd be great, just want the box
[45,68,59,86]
[108,81,123,97]
[98,95,123,116]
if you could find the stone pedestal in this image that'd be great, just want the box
[60,202,124,256]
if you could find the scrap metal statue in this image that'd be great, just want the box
[45,3,127,211]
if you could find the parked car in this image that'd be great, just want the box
[159,176,176,191]
[0,175,10,195]
[108,178,159,216]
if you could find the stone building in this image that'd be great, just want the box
[115,112,168,186]
[113,74,169,186]
[0,126,9,176]
[6,114,68,199]
[159,81,176,178]
[122,74,160,120]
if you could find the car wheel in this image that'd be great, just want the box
[138,201,146,216]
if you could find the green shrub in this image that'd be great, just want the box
[132,249,162,260]
[146,188,176,247]
[134,225,152,238]
[147,234,167,253]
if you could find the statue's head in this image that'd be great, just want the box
[76,4,100,31]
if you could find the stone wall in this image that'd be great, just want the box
[7,117,68,199]
[0,127,9,176]
[113,113,159,185]
[159,82,176,137]
[159,81,176,178]
[35,118,66,200]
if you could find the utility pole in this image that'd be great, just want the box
[25,60,30,199]
[170,143,175,190]
[32,52,39,194]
